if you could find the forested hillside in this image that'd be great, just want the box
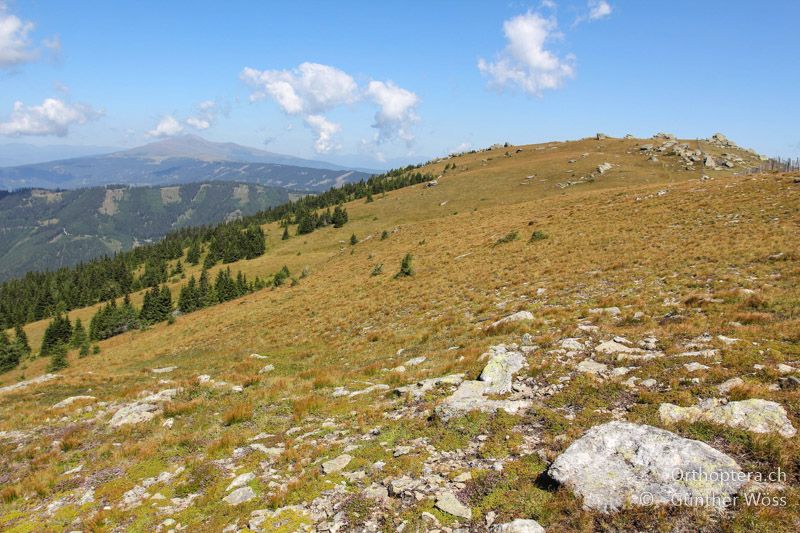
[0,181,294,281]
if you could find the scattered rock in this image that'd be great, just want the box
[322,454,352,474]
[588,306,620,317]
[717,377,744,394]
[436,345,531,421]
[684,362,709,373]
[548,421,746,512]
[435,491,472,520]
[492,519,546,532]
[0,373,60,395]
[490,310,534,328]
[226,472,255,492]
[659,399,797,438]
[259,364,275,374]
[596,162,613,174]
[405,356,427,366]
[224,486,256,506]
[479,345,527,393]
[51,395,96,410]
[108,389,179,428]
[394,374,465,399]
[151,366,177,374]
[576,359,608,376]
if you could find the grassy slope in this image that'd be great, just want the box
[1,136,798,531]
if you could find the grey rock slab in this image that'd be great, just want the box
[224,486,256,505]
[576,359,608,375]
[479,345,527,393]
[394,374,465,399]
[226,472,255,492]
[321,454,352,474]
[51,395,96,410]
[0,373,59,395]
[548,421,745,512]
[492,519,546,532]
[435,491,472,520]
[490,311,534,328]
[660,399,796,438]
[716,377,744,394]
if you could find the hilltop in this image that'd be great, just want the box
[1,134,798,532]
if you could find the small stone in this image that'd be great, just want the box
[490,311,534,328]
[435,491,472,520]
[684,362,709,373]
[576,359,607,375]
[226,472,255,492]
[321,454,352,474]
[393,445,412,457]
[223,486,256,506]
[717,377,744,394]
[492,519,546,533]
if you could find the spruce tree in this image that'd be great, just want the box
[40,314,72,356]
[13,324,31,357]
[395,253,414,278]
[186,241,201,265]
[0,331,23,373]
[47,343,68,372]
[350,233,358,245]
[282,226,290,240]
[179,276,199,313]
[71,318,87,348]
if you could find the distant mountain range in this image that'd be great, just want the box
[0,143,122,167]
[0,181,297,281]
[0,135,377,191]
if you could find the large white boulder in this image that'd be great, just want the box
[548,421,746,512]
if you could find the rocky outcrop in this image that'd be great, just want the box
[659,398,796,438]
[548,421,745,512]
[436,345,531,421]
[479,345,526,393]
[108,388,179,428]
[394,374,464,399]
[51,395,96,410]
[0,373,59,395]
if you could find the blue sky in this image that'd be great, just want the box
[1,0,799,167]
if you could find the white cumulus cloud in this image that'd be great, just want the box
[184,100,220,130]
[366,80,419,144]
[241,62,420,153]
[0,4,36,67]
[588,0,612,20]
[478,12,575,96]
[241,62,358,115]
[146,115,184,138]
[0,98,101,137]
[304,114,341,154]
